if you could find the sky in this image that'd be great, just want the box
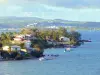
[0,0,100,22]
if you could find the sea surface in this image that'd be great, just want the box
[0,30,100,75]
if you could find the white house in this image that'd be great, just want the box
[25,40,31,48]
[59,36,70,42]
[3,45,21,51]
[11,45,21,51]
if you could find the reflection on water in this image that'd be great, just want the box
[0,31,100,75]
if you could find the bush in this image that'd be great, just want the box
[30,50,43,58]
[10,51,18,59]
[0,50,10,59]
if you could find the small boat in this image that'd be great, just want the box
[64,47,71,52]
[39,57,45,61]
[64,50,66,52]
[66,48,71,51]
[39,55,58,61]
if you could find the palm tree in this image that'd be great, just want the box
[0,33,11,46]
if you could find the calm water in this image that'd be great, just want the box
[0,31,100,75]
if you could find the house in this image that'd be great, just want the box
[25,40,31,48]
[3,45,21,51]
[59,36,70,42]
[24,34,37,40]
[14,34,37,42]
[14,35,24,41]
[11,45,21,51]
[3,46,9,51]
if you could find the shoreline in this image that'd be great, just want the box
[0,46,77,62]
[0,55,59,62]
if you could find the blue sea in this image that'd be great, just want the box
[0,30,100,75]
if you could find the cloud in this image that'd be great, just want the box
[22,0,100,8]
[0,0,8,4]
[1,0,100,22]
[0,5,23,16]
[2,0,100,8]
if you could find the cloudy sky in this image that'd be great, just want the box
[0,0,100,22]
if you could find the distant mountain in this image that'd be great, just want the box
[0,17,44,28]
[0,17,100,28]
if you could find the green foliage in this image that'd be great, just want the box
[19,43,25,49]
[24,53,30,57]
[30,50,43,58]
[0,27,83,60]
[68,31,81,46]
[20,28,38,35]
[30,27,82,47]
[34,44,44,51]
[31,39,46,49]
[58,27,68,37]
[0,43,3,48]
[0,32,12,46]
[30,40,44,58]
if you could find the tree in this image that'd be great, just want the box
[30,44,44,58]
[68,31,81,46]
[0,43,3,50]
[34,44,44,52]
[0,33,12,46]
[20,28,38,36]
[57,27,69,37]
